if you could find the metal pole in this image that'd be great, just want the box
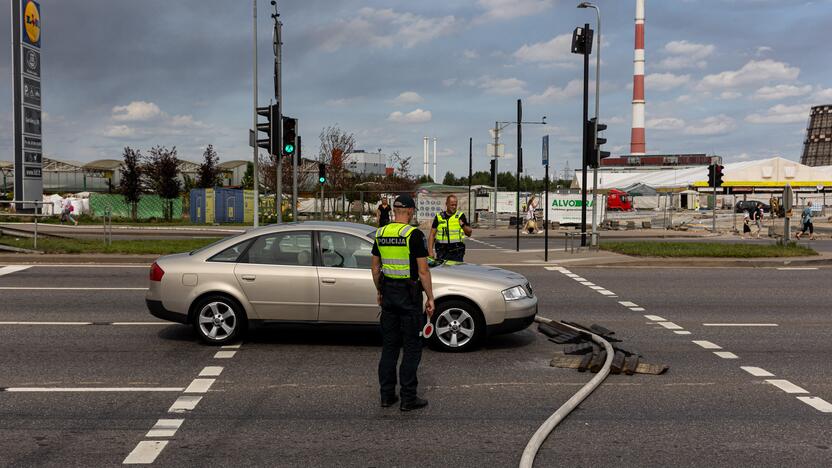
[590,7,601,246]
[468,137,473,220]
[516,99,522,252]
[294,135,300,221]
[493,121,499,229]
[545,162,549,262]
[320,184,324,221]
[274,7,283,224]
[712,173,717,233]
[252,0,260,227]
[580,23,590,247]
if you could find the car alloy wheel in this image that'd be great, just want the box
[196,299,239,344]
[434,307,476,349]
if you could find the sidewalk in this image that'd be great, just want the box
[470,226,717,239]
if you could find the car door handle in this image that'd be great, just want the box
[321,278,336,284]
[241,274,256,281]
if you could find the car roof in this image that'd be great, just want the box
[248,221,377,237]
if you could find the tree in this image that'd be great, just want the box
[118,147,143,221]
[319,125,355,194]
[241,162,254,190]
[442,171,458,186]
[196,144,221,188]
[391,151,412,178]
[416,175,434,184]
[145,146,182,220]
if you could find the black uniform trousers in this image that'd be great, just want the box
[378,280,425,402]
[435,242,466,262]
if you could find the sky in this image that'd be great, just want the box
[2,0,832,180]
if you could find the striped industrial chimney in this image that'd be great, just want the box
[630,0,646,155]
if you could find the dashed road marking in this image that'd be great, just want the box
[619,301,639,307]
[168,396,202,413]
[0,321,92,326]
[644,315,666,321]
[741,366,775,377]
[630,307,645,311]
[579,282,595,286]
[123,440,168,464]
[598,290,617,296]
[1,387,182,392]
[713,351,739,359]
[674,331,692,335]
[766,379,808,394]
[0,287,148,291]
[692,340,722,350]
[0,265,32,276]
[573,277,588,282]
[588,285,605,290]
[703,323,778,327]
[657,322,683,330]
[796,396,832,413]
[183,379,215,394]
[199,366,223,377]
[777,267,818,271]
[221,344,241,349]
[213,351,237,359]
[145,419,184,438]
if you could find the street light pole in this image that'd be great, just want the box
[252,0,260,227]
[272,0,283,224]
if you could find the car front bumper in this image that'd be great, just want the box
[488,296,537,336]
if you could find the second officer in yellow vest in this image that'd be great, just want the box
[371,195,435,411]
[428,195,473,262]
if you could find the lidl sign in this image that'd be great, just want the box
[22,0,41,47]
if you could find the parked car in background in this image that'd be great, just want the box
[735,201,770,214]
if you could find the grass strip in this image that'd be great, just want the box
[600,241,817,258]
[0,237,222,255]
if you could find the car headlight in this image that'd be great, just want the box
[502,285,528,301]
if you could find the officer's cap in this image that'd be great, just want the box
[394,194,416,208]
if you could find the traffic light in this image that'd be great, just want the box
[282,117,297,157]
[714,164,724,187]
[318,162,327,184]
[707,164,716,187]
[490,159,496,182]
[571,26,593,55]
[256,104,279,155]
[586,118,611,168]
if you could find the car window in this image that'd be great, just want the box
[242,231,312,266]
[208,239,253,263]
[320,231,374,269]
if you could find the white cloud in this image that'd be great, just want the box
[607,116,626,125]
[698,60,800,90]
[317,8,457,52]
[684,115,736,135]
[814,87,832,101]
[656,41,714,70]
[746,104,809,124]
[112,101,162,122]
[676,95,693,103]
[391,91,424,105]
[734,153,753,161]
[476,0,554,22]
[168,114,208,129]
[388,108,432,124]
[325,97,360,107]
[753,84,812,100]
[442,78,458,87]
[513,34,574,66]
[647,117,686,130]
[719,91,742,100]
[463,49,479,60]
[756,46,773,57]
[104,125,136,138]
[528,80,582,103]
[478,76,527,95]
[646,73,691,91]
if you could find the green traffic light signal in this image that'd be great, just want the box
[284,143,295,154]
[318,176,326,184]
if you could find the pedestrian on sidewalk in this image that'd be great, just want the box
[60,198,78,226]
[524,195,541,234]
[376,198,391,228]
[753,203,764,238]
[795,201,815,240]
[741,211,751,239]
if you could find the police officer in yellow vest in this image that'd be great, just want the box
[428,195,473,262]
[371,195,435,411]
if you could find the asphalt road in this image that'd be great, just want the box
[0,262,830,466]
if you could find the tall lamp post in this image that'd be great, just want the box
[578,2,601,246]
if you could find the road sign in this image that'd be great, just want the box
[487,143,505,158]
[542,135,549,166]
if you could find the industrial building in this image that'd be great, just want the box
[344,150,387,176]
[801,104,832,167]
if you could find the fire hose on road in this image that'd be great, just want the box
[519,316,614,468]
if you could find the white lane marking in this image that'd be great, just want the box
[630,307,645,312]
[644,315,666,321]
[564,274,580,279]
[579,282,595,286]
[573,277,587,282]
[674,331,692,335]
[598,290,617,296]
[213,351,237,359]
[0,287,147,291]
[1,264,149,268]
[544,267,569,272]
[777,267,818,271]
[765,379,808,394]
[2,387,183,392]
[797,396,832,413]
[619,301,639,307]
[111,322,170,326]
[741,366,775,377]
[123,440,168,464]
[0,265,32,276]
[692,340,722,350]
[199,366,224,377]
[703,323,778,327]
[714,351,739,359]
[657,322,683,330]
[588,285,605,290]
[221,344,241,349]
[0,321,92,326]
[145,419,184,438]
[168,396,202,413]
[183,378,215,394]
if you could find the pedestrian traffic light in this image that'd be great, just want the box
[318,162,327,184]
[571,26,593,55]
[707,163,717,187]
[490,159,496,182]
[255,104,279,155]
[586,118,611,168]
[282,117,297,156]
[714,164,724,187]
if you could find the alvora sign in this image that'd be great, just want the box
[551,198,595,208]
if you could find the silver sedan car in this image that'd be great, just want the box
[146,222,537,352]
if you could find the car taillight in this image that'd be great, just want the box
[149,262,165,282]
